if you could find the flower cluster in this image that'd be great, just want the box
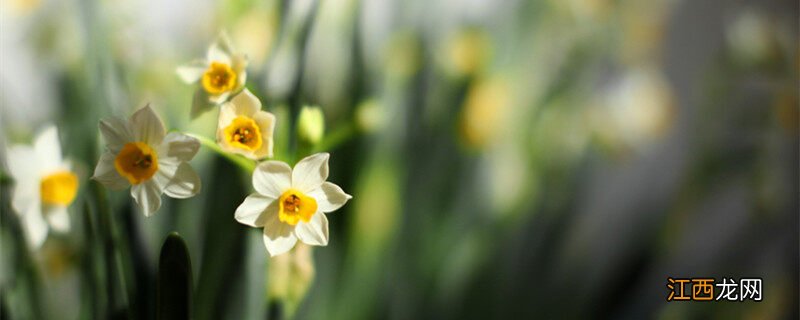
[6,34,351,257]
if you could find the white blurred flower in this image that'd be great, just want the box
[235,153,352,257]
[216,89,276,160]
[725,9,780,66]
[92,105,201,217]
[176,33,248,118]
[6,126,77,248]
[602,67,674,148]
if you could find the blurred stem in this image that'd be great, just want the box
[312,121,357,154]
[188,133,256,173]
[267,300,284,320]
[0,171,12,185]
[90,181,131,315]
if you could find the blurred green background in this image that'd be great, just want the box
[1,0,798,319]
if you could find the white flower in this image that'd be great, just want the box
[216,89,276,160]
[6,126,78,248]
[92,105,202,217]
[235,153,352,257]
[176,32,248,118]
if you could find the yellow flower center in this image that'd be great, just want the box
[114,142,159,185]
[40,171,78,206]
[202,61,237,95]
[278,189,317,226]
[224,116,262,151]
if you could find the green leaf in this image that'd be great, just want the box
[194,157,250,320]
[190,89,216,119]
[157,232,193,320]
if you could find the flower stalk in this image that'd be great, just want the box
[188,133,257,173]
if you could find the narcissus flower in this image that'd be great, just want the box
[216,89,275,160]
[6,126,78,248]
[92,105,201,217]
[235,153,352,257]
[177,33,248,118]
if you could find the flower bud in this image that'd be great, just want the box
[267,244,315,317]
[296,106,325,145]
[355,99,385,133]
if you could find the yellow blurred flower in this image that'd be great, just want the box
[442,28,491,78]
[6,126,77,248]
[459,76,512,149]
[3,0,41,15]
[232,8,279,70]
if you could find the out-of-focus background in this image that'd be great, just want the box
[1,0,798,319]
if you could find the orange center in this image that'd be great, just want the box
[114,142,158,185]
[223,116,262,151]
[40,171,79,206]
[202,61,237,95]
[278,189,317,226]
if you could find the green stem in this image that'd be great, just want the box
[0,170,12,185]
[312,122,357,154]
[188,133,257,173]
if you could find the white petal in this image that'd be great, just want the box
[92,152,130,190]
[7,146,40,183]
[292,153,329,192]
[151,159,178,189]
[253,161,292,198]
[232,54,248,73]
[99,116,133,153]
[162,162,201,199]
[22,203,48,248]
[262,213,297,257]
[215,131,237,155]
[33,126,62,170]
[230,89,260,116]
[217,101,238,128]
[45,206,70,232]
[208,48,231,65]
[308,182,352,213]
[294,212,328,246]
[234,194,276,227]
[8,146,41,216]
[232,55,248,90]
[207,33,234,64]
[161,132,200,162]
[252,111,276,159]
[131,104,166,145]
[209,91,232,105]
[176,60,208,83]
[131,180,162,217]
[11,181,38,217]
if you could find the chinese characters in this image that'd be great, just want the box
[666,277,762,302]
